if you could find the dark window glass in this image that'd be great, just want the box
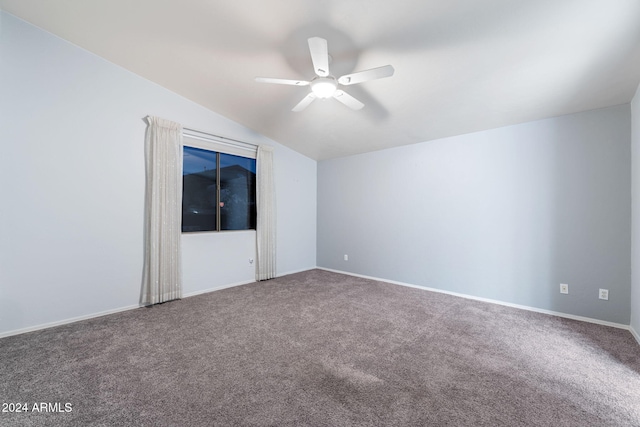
[220,153,257,230]
[181,146,256,232]
[182,146,217,232]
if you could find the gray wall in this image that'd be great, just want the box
[0,12,317,336]
[631,83,640,335]
[318,105,631,324]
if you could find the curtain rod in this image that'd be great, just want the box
[182,127,259,150]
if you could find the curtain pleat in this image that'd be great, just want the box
[256,145,276,281]
[142,116,183,304]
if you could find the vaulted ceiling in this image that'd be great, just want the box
[2,0,640,160]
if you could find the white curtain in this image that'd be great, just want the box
[142,116,183,304]
[256,145,276,281]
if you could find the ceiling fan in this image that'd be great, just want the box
[256,37,394,112]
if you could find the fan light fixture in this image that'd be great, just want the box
[255,37,394,111]
[310,77,337,98]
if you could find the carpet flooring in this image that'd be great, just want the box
[1,269,639,426]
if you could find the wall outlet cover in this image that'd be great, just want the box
[560,283,569,294]
[599,289,609,300]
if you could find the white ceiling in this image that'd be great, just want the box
[2,0,640,160]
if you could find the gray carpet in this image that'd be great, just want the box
[1,269,639,426]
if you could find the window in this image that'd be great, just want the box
[182,145,256,232]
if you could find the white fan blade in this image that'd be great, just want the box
[308,37,329,77]
[338,65,395,85]
[255,77,309,86]
[292,93,317,112]
[333,90,364,110]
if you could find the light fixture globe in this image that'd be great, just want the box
[310,77,337,98]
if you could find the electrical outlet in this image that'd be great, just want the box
[560,283,569,294]
[599,289,609,300]
[344,254,348,261]
[249,258,254,264]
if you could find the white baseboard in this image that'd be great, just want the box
[3,267,634,342]
[0,304,141,339]
[630,325,640,346]
[183,279,256,298]
[318,267,631,331]
[182,267,315,298]
[276,267,318,277]
[1,267,318,339]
